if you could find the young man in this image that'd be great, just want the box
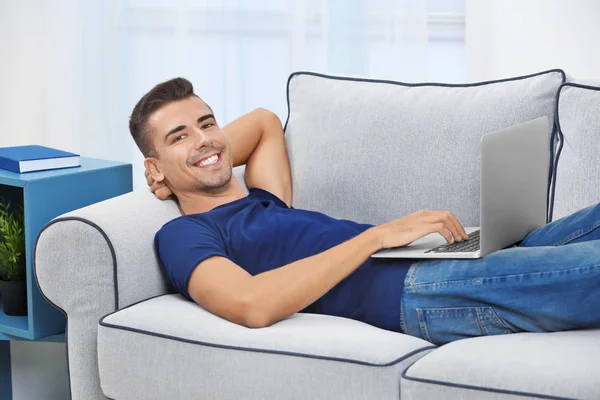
[131,77,600,345]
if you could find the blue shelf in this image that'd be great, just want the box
[0,331,64,342]
[0,157,128,186]
[0,301,29,337]
[0,157,133,341]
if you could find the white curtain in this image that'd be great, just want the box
[0,1,126,162]
[0,0,464,190]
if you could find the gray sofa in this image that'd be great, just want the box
[34,70,600,400]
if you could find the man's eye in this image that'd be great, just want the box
[174,135,185,142]
[201,123,214,130]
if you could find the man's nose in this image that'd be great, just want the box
[191,128,210,149]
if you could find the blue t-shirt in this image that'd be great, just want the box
[154,188,412,333]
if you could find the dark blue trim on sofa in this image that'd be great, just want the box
[98,294,437,368]
[549,100,564,223]
[401,366,576,400]
[33,216,121,400]
[549,82,600,222]
[547,109,560,223]
[283,69,566,224]
[547,91,564,224]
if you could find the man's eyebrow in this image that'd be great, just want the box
[164,125,185,142]
[164,114,215,142]
[198,113,215,123]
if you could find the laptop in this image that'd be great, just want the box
[371,116,549,260]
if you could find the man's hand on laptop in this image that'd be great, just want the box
[145,168,174,200]
[373,210,469,249]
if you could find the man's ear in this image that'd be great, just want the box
[144,158,165,182]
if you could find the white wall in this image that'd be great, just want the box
[466,0,600,81]
[0,0,127,161]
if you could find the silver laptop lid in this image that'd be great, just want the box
[480,116,550,256]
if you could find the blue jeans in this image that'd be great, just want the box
[400,202,600,345]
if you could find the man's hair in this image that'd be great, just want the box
[129,77,197,158]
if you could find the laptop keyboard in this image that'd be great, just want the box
[425,229,481,253]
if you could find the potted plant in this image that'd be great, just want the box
[0,198,27,316]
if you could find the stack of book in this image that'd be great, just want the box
[0,145,80,174]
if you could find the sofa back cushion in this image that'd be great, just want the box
[284,70,565,226]
[552,83,600,221]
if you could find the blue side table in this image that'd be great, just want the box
[0,157,132,399]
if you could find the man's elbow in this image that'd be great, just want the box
[256,108,283,132]
[243,309,271,329]
[238,296,273,329]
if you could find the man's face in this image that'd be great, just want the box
[146,96,233,196]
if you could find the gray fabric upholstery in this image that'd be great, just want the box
[285,70,565,226]
[35,221,117,400]
[35,69,594,400]
[552,83,600,221]
[401,329,600,399]
[98,294,435,400]
[233,165,248,193]
[34,189,182,400]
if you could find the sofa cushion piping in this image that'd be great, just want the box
[98,296,436,368]
[401,366,576,400]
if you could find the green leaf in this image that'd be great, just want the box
[0,199,25,280]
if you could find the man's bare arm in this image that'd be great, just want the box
[189,210,468,328]
[189,227,381,328]
[223,108,292,207]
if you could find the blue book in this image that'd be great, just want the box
[0,145,80,174]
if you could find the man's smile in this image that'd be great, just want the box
[193,152,222,168]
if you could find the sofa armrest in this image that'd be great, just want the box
[34,188,181,400]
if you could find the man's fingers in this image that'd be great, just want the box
[444,211,468,240]
[431,222,454,244]
[422,211,468,241]
[439,226,455,244]
[146,170,153,187]
[421,214,461,242]
[444,212,466,242]
[454,216,469,240]
[156,187,173,200]
[144,168,173,200]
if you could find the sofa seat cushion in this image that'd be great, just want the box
[98,294,435,400]
[401,329,600,399]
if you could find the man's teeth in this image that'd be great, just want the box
[198,154,219,167]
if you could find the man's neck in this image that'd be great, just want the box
[176,179,247,215]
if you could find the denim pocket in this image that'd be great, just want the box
[416,306,512,345]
